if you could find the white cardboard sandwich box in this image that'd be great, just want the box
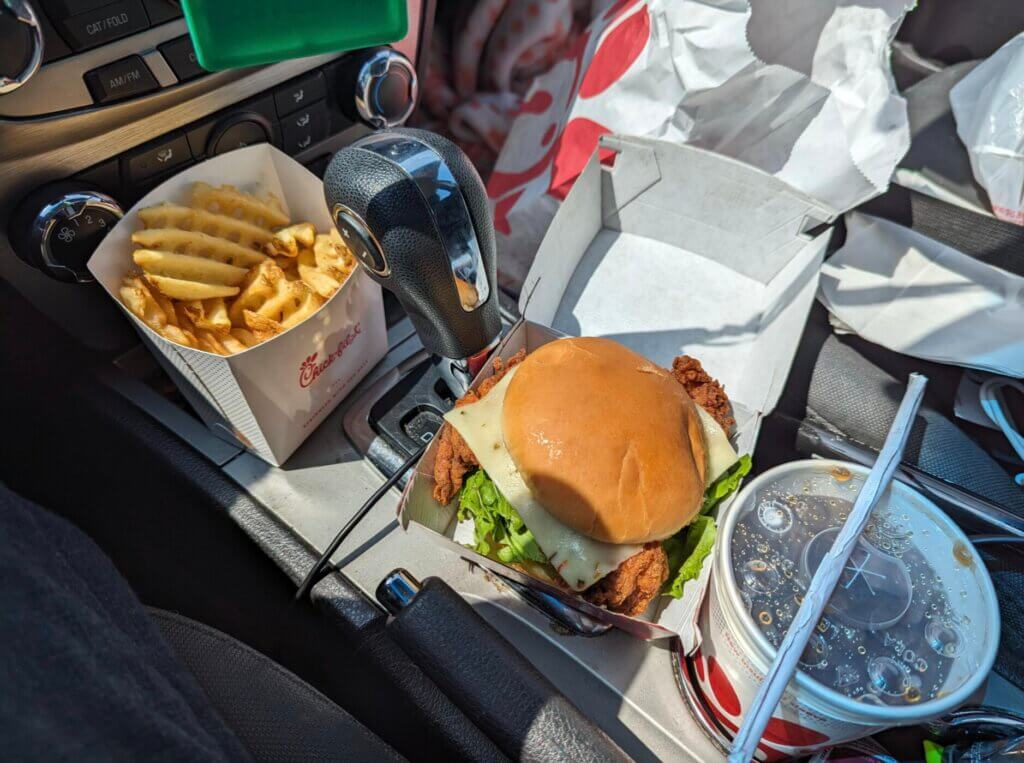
[399,135,838,646]
[88,145,388,467]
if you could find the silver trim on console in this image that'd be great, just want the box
[355,48,418,129]
[33,190,123,283]
[435,333,501,396]
[0,0,43,95]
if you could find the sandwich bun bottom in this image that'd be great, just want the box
[502,337,707,545]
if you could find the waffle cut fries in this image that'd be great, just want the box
[264,222,315,257]
[298,230,358,298]
[229,259,325,338]
[119,275,195,347]
[118,183,357,355]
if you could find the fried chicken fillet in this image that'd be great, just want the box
[671,355,734,432]
[432,349,527,505]
[433,349,731,617]
[584,542,669,616]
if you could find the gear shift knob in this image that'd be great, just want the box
[323,128,502,392]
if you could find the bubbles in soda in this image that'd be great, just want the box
[742,559,781,594]
[758,499,794,534]
[731,486,958,705]
[867,656,909,696]
[925,621,964,658]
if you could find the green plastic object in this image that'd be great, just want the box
[181,0,408,71]
[923,740,944,763]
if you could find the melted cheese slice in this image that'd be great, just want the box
[695,405,739,483]
[445,368,641,590]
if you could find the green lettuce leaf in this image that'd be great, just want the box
[662,454,753,598]
[662,515,717,598]
[457,470,548,566]
[457,454,752,600]
[701,454,752,515]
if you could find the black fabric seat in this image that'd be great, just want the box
[0,482,402,763]
[150,609,404,763]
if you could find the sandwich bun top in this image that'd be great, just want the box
[501,337,707,545]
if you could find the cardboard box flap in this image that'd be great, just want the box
[520,136,834,415]
[600,136,837,283]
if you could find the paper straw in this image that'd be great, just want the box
[728,373,928,762]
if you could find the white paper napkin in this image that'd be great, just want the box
[819,213,1024,378]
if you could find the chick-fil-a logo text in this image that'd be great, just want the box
[299,324,362,389]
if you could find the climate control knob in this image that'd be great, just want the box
[337,48,417,129]
[0,0,43,95]
[9,182,123,283]
[206,111,273,156]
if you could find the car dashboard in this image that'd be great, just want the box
[0,0,421,349]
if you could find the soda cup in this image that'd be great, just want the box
[678,460,1001,761]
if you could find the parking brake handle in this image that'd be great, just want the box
[378,571,631,762]
[323,128,502,393]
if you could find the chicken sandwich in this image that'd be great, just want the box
[433,337,750,617]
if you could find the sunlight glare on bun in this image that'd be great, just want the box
[501,337,707,545]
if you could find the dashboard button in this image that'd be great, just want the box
[141,0,182,25]
[246,92,279,125]
[158,35,205,81]
[343,48,417,128]
[84,55,158,104]
[186,96,277,159]
[40,198,122,282]
[208,115,271,156]
[185,116,217,158]
[374,67,413,124]
[281,101,328,155]
[8,182,123,284]
[132,160,193,200]
[274,70,325,117]
[126,133,191,183]
[57,0,149,52]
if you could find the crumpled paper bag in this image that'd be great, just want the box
[488,0,913,291]
[951,33,1024,225]
[819,212,1024,378]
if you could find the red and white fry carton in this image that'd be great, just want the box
[88,144,387,466]
[399,135,838,644]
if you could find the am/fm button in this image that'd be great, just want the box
[85,55,159,104]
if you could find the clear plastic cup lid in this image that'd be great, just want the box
[726,462,998,707]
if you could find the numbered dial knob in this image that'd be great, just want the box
[0,0,43,95]
[10,182,123,283]
[341,48,417,129]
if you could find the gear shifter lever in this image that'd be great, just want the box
[323,128,502,394]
